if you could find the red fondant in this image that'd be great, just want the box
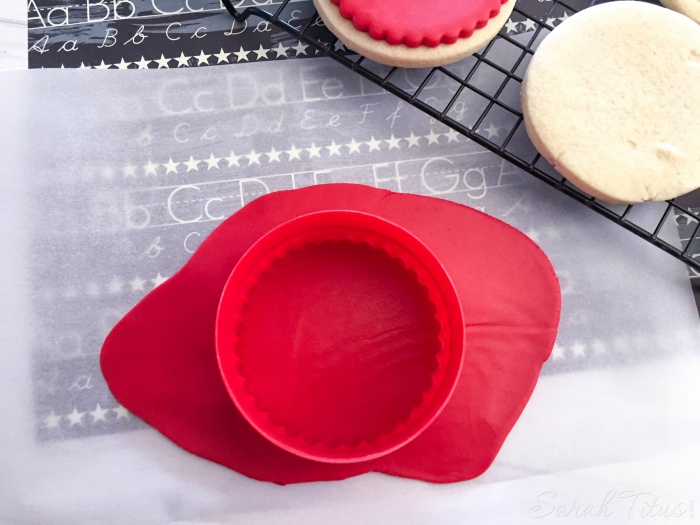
[101,184,560,485]
[216,211,465,463]
[331,0,508,48]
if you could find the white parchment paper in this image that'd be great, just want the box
[0,0,26,72]
[1,57,699,524]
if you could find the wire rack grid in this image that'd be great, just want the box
[221,0,700,272]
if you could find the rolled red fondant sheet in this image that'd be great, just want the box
[101,183,560,485]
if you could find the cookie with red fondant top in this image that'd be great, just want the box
[315,0,515,68]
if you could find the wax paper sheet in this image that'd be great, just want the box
[17,0,700,316]
[1,54,699,523]
[0,0,26,72]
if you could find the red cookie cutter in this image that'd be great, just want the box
[216,210,465,463]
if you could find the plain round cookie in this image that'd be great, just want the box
[314,0,515,68]
[661,0,700,24]
[521,1,700,204]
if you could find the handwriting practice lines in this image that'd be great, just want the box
[27,0,573,70]
[23,0,700,316]
[7,59,693,443]
[27,0,336,68]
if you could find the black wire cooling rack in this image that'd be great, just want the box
[221,0,700,272]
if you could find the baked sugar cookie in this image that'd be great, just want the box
[314,0,515,68]
[522,1,700,204]
[661,0,700,25]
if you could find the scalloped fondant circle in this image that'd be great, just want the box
[236,240,441,453]
[332,0,508,48]
[216,210,465,463]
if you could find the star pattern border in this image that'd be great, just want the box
[129,127,512,179]
[43,404,131,430]
[71,41,325,70]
